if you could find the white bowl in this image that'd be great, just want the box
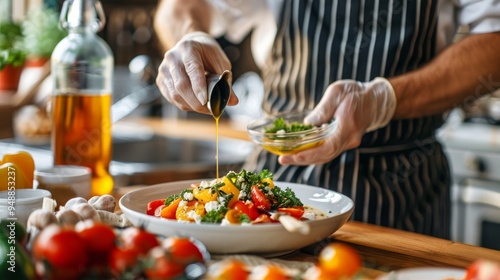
[0,189,52,228]
[35,165,91,206]
[120,180,354,256]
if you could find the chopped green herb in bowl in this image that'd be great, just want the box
[247,111,337,155]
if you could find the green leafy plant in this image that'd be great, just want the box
[22,7,67,59]
[0,21,26,70]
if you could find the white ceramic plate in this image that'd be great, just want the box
[120,180,354,256]
[376,267,466,280]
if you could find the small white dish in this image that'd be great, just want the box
[0,189,52,228]
[120,180,354,256]
[35,165,92,206]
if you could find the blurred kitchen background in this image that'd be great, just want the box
[0,0,259,198]
[1,0,500,251]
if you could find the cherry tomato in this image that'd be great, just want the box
[208,259,249,280]
[253,213,273,224]
[250,265,288,280]
[303,265,338,280]
[317,243,362,279]
[162,236,204,264]
[464,260,500,280]
[225,209,243,224]
[251,185,271,210]
[74,222,116,278]
[119,226,160,255]
[147,199,165,216]
[144,247,185,280]
[108,246,141,276]
[233,200,260,221]
[33,224,88,280]
[277,206,305,219]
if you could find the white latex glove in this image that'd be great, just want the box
[279,77,397,165]
[156,31,238,114]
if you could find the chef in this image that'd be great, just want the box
[153,0,500,239]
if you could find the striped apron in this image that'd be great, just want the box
[244,0,451,239]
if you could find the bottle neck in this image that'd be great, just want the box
[60,0,105,33]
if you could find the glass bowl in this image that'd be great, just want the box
[247,111,338,156]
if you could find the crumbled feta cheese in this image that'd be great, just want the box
[220,218,231,226]
[238,191,247,200]
[205,201,219,212]
[217,195,227,205]
[178,200,188,207]
[199,180,209,188]
[187,210,202,223]
[183,192,194,201]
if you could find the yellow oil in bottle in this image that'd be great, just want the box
[52,93,113,196]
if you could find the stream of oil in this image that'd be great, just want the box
[210,90,224,179]
[215,117,220,179]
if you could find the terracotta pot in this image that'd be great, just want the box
[25,57,50,68]
[0,64,24,92]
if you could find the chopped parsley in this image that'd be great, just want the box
[264,117,313,133]
[272,187,303,209]
[201,206,228,223]
[164,194,180,206]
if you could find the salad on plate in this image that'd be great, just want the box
[145,169,326,225]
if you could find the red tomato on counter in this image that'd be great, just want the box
[120,226,160,255]
[33,224,88,280]
[75,220,117,274]
[208,259,249,279]
[317,243,362,279]
[144,247,185,279]
[465,260,500,280]
[109,246,141,276]
[162,236,205,264]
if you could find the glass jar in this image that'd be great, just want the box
[51,0,114,196]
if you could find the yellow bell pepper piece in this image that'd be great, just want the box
[1,151,34,189]
[192,187,218,204]
[221,177,240,207]
[176,200,205,222]
[224,209,242,224]
[261,177,275,189]
[0,163,27,191]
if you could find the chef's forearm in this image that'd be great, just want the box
[389,32,500,119]
[154,0,213,51]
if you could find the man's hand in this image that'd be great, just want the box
[279,78,397,165]
[156,31,238,114]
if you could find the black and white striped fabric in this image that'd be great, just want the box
[244,0,451,239]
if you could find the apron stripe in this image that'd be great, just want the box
[379,0,394,76]
[388,0,407,76]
